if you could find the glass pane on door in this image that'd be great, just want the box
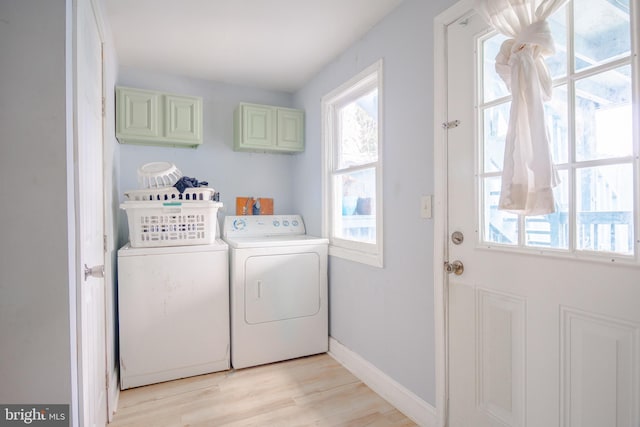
[547,5,568,79]
[573,0,631,72]
[545,84,569,164]
[482,176,518,245]
[483,102,510,173]
[482,33,510,103]
[525,170,569,249]
[575,66,632,162]
[576,164,634,254]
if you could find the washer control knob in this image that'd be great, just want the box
[273,220,280,227]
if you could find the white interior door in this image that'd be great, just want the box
[445,3,639,427]
[77,0,107,425]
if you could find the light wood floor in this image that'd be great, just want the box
[109,353,417,427]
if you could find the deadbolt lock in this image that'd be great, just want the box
[451,231,464,245]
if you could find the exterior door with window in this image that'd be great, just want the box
[445,1,639,426]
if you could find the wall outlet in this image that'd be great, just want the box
[421,195,432,219]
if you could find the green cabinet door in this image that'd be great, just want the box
[117,87,160,139]
[234,102,304,153]
[116,86,203,148]
[276,107,304,152]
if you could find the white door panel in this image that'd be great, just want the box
[446,8,639,427]
[77,0,107,425]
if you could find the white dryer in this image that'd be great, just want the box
[223,215,328,369]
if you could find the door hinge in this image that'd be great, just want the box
[102,97,106,117]
[442,120,460,129]
[103,234,108,253]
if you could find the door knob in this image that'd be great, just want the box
[84,264,104,281]
[444,260,464,275]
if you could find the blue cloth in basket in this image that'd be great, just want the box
[173,176,208,193]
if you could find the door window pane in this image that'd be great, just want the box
[483,102,510,173]
[575,66,632,161]
[338,89,378,169]
[483,177,518,245]
[334,168,376,243]
[525,170,569,249]
[546,84,569,164]
[547,5,568,79]
[573,0,631,72]
[576,164,634,254]
[482,33,510,103]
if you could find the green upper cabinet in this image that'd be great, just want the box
[116,86,203,148]
[234,102,304,153]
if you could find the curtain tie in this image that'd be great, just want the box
[495,20,554,100]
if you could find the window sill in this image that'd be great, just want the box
[329,244,383,268]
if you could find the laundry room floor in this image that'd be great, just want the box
[108,353,417,426]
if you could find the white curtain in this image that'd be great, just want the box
[475,0,567,215]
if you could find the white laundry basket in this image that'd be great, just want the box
[137,162,183,189]
[121,201,222,247]
[124,187,216,202]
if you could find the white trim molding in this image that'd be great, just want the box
[328,337,437,427]
[433,1,474,427]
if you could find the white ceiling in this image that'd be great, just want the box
[105,0,405,93]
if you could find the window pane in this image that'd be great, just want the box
[546,84,569,165]
[482,176,518,245]
[525,170,569,249]
[576,164,634,254]
[338,89,378,168]
[334,168,376,243]
[483,102,510,173]
[547,5,567,79]
[574,0,631,72]
[482,33,510,103]
[575,65,632,161]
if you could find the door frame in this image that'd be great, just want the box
[433,1,474,426]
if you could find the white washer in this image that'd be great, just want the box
[223,215,328,369]
[117,241,229,389]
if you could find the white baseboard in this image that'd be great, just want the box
[328,337,437,427]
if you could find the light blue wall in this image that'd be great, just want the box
[116,68,298,245]
[292,0,457,404]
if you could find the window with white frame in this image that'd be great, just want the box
[322,60,383,267]
[477,0,637,260]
